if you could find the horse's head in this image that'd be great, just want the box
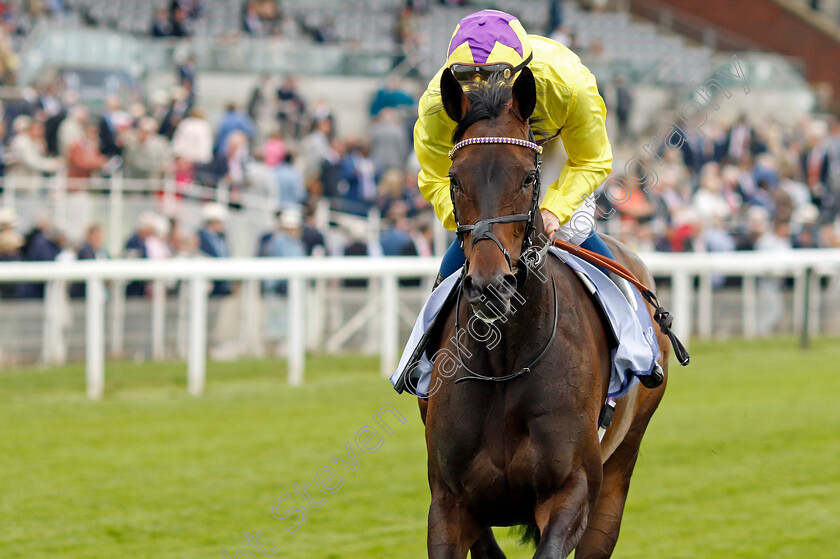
[441,67,542,321]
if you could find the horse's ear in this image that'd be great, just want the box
[440,68,467,123]
[512,67,536,122]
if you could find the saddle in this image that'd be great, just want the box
[392,244,689,399]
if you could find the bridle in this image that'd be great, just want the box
[449,132,549,283]
[448,131,559,385]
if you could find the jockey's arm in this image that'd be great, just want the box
[540,65,613,226]
[414,94,459,232]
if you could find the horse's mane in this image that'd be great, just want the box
[452,76,513,143]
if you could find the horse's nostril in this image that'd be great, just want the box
[463,275,481,302]
[501,273,517,295]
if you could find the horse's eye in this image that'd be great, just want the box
[523,172,537,188]
[450,176,460,191]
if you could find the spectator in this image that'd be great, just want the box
[380,202,413,256]
[725,113,756,163]
[20,216,60,299]
[369,78,414,119]
[5,115,62,183]
[171,0,202,19]
[301,117,337,181]
[57,104,88,157]
[244,147,275,200]
[692,165,733,223]
[261,129,286,166]
[301,205,326,256]
[77,223,107,260]
[122,117,171,180]
[98,95,125,158]
[613,74,632,144]
[801,123,832,221]
[0,226,22,297]
[547,0,564,34]
[215,102,255,155]
[172,106,213,165]
[177,55,197,101]
[151,7,172,37]
[755,219,791,335]
[159,86,193,139]
[274,152,305,207]
[0,207,22,298]
[197,203,232,296]
[170,7,191,37]
[67,123,107,180]
[369,108,409,174]
[168,218,196,257]
[276,75,306,139]
[261,208,305,294]
[375,169,412,215]
[0,25,19,85]
[792,204,821,249]
[35,82,62,118]
[242,0,265,36]
[44,90,77,156]
[247,74,271,123]
[223,130,250,203]
[124,212,157,297]
[145,215,173,261]
[337,138,377,215]
[69,223,107,298]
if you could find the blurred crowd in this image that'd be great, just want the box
[602,114,840,256]
[0,64,434,299]
[0,0,838,305]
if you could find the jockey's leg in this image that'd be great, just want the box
[579,234,637,307]
[558,197,637,307]
[559,198,663,389]
[434,239,466,289]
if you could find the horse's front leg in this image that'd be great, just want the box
[428,484,482,559]
[532,467,601,559]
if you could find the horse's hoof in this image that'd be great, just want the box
[639,363,664,389]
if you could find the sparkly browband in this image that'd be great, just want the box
[449,136,543,159]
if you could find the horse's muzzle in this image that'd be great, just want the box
[463,272,517,322]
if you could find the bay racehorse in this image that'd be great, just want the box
[419,67,669,558]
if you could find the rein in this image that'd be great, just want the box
[553,238,691,366]
[454,274,559,384]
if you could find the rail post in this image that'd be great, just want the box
[85,278,106,399]
[188,277,208,396]
[287,277,306,386]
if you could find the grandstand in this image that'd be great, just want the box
[0,0,838,371]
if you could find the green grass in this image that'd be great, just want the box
[1,339,839,558]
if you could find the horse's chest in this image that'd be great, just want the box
[430,405,576,500]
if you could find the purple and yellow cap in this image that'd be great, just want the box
[445,10,532,72]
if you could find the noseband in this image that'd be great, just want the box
[449,135,545,279]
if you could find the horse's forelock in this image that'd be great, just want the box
[451,77,516,143]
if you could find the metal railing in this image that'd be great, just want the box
[1,173,453,260]
[1,249,838,399]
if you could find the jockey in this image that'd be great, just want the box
[394,9,666,394]
[415,9,632,299]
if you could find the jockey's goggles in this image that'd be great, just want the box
[449,52,533,85]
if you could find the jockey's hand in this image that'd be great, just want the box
[541,209,561,237]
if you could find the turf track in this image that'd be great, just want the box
[1,338,838,558]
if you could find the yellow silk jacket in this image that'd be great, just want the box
[414,35,613,231]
